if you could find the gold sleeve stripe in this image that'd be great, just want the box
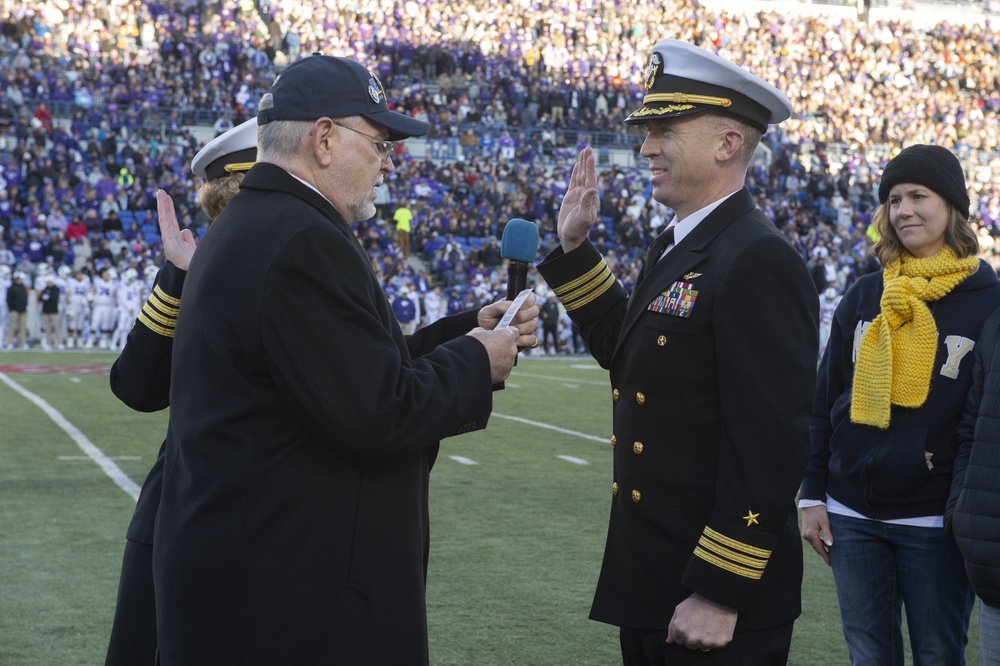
[553,261,616,312]
[562,272,617,311]
[140,300,176,329]
[553,261,609,295]
[137,311,176,338]
[148,296,179,319]
[137,287,182,338]
[697,534,768,570]
[703,526,772,558]
[693,546,764,580]
[149,302,179,322]
[153,284,181,309]
[146,291,179,319]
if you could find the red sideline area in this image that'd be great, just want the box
[0,364,111,374]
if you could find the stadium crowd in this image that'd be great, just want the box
[1,0,999,354]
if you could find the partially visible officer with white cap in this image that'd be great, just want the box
[104,118,258,666]
[153,54,537,665]
[540,39,818,663]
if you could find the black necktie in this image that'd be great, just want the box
[647,225,675,269]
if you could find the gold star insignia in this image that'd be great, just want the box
[742,511,760,527]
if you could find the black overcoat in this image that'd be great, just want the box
[154,163,494,665]
[948,305,1000,607]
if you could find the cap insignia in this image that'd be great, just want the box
[368,72,385,104]
[644,53,662,91]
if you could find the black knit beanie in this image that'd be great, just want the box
[877,144,970,219]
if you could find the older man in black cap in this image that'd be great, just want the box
[540,39,818,663]
[153,55,537,665]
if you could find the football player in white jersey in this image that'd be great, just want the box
[111,268,143,350]
[65,269,92,348]
[142,263,159,295]
[56,265,72,347]
[88,267,118,349]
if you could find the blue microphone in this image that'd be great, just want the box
[500,218,539,300]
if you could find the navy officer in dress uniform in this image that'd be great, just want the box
[153,55,536,665]
[538,39,818,664]
[104,117,258,666]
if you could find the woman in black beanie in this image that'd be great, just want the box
[802,144,1000,664]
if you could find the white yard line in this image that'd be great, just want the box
[58,455,142,461]
[1,370,607,489]
[510,372,608,387]
[0,372,141,501]
[492,412,608,443]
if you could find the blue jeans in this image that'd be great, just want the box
[828,512,974,666]
[982,600,1000,665]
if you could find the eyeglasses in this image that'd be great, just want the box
[332,122,395,161]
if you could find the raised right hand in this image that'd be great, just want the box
[556,147,599,253]
[157,189,197,271]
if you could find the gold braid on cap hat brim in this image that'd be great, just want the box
[629,104,697,118]
[643,92,733,108]
[224,161,256,173]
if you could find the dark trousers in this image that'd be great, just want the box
[105,539,156,666]
[542,325,559,352]
[620,622,793,666]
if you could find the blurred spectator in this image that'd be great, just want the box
[391,285,420,335]
[538,291,561,355]
[38,272,60,350]
[4,270,28,349]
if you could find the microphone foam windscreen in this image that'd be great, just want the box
[500,219,540,263]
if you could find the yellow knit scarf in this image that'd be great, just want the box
[850,247,979,429]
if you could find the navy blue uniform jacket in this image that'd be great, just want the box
[538,188,818,632]
[154,163,494,665]
[109,262,184,544]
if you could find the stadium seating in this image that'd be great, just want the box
[0,0,997,325]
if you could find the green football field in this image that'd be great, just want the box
[0,351,981,665]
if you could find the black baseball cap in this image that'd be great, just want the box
[257,54,428,141]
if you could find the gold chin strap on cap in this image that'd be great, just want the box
[642,92,733,108]
[224,162,256,173]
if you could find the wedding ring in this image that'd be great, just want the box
[530,340,539,349]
